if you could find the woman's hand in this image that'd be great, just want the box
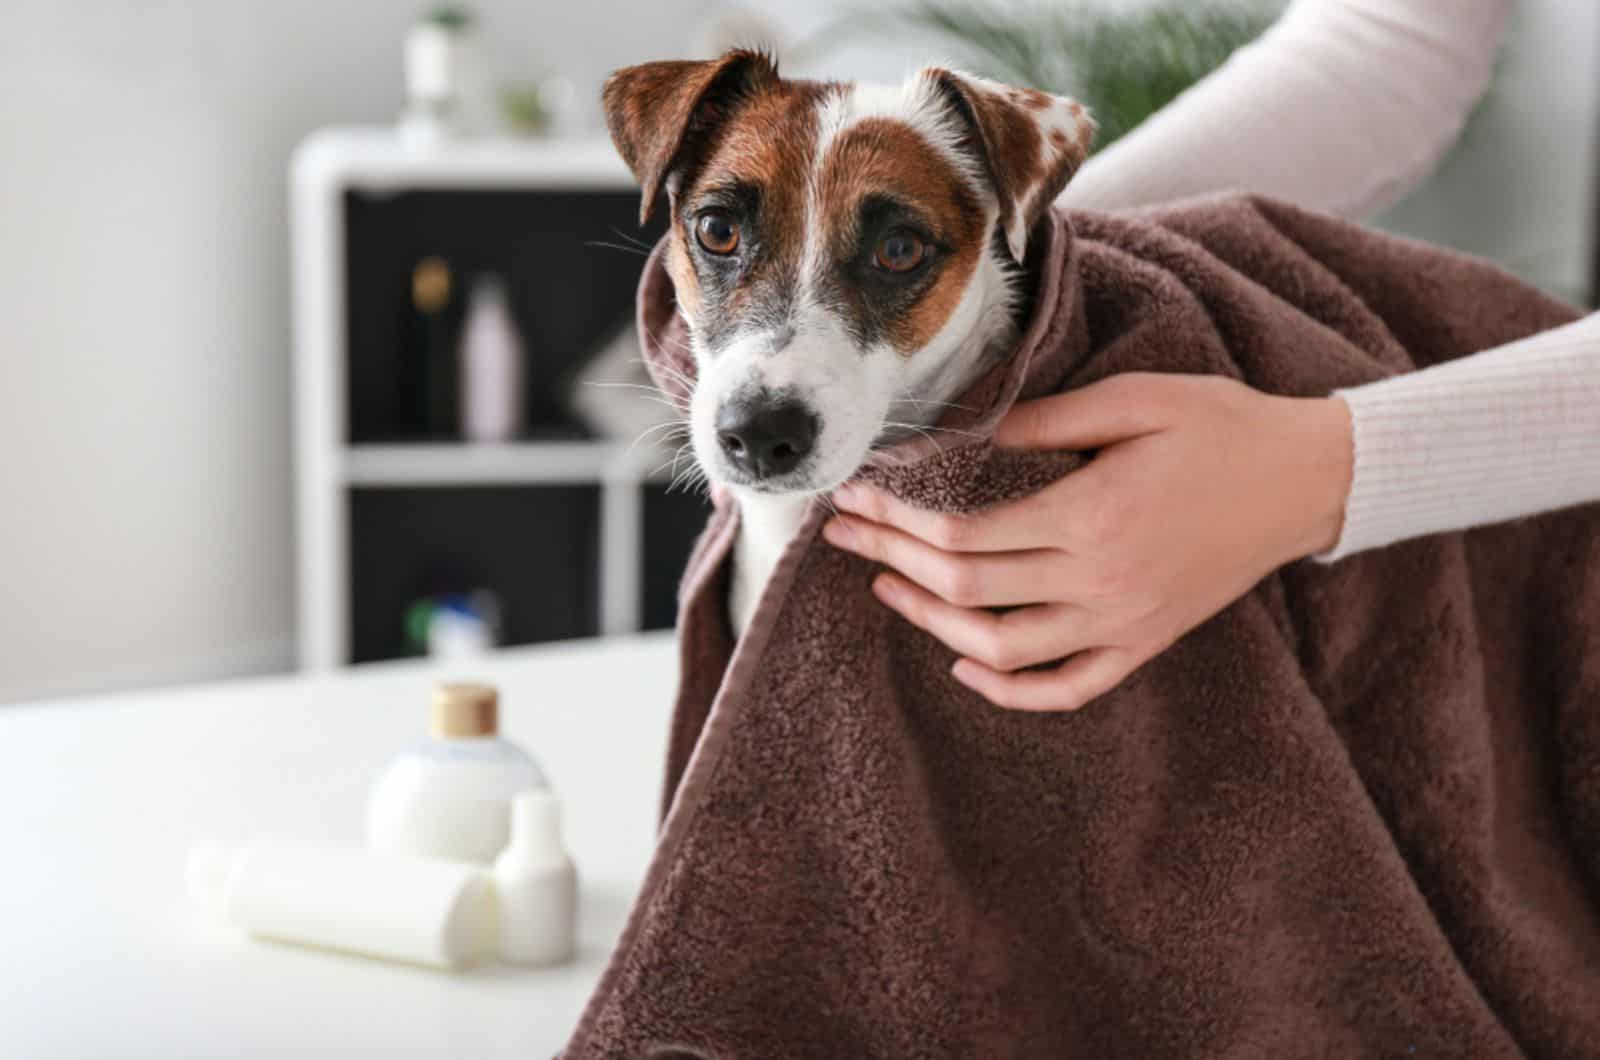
[822,373,1354,711]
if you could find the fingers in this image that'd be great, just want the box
[822,514,1064,608]
[870,572,1096,671]
[994,373,1179,451]
[831,481,1048,554]
[951,648,1133,712]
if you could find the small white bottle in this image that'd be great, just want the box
[367,683,548,864]
[458,275,526,443]
[492,790,577,966]
[186,840,494,970]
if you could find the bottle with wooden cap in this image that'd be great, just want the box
[366,682,548,864]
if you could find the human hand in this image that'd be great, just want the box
[822,373,1353,711]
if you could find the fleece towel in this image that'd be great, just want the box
[564,194,1600,1059]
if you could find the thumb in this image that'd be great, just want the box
[994,373,1178,450]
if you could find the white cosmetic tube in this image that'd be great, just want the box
[187,841,494,970]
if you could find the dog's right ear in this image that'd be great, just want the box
[603,49,779,225]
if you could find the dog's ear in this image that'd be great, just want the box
[921,69,1096,263]
[603,49,780,225]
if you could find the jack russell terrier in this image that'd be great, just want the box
[603,49,1095,637]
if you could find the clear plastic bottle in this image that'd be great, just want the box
[367,683,548,864]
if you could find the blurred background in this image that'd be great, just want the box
[1,0,1594,704]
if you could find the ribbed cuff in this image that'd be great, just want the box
[1316,321,1600,563]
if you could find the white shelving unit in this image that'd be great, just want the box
[290,126,678,670]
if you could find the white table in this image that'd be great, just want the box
[0,633,678,1059]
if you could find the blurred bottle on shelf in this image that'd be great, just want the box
[406,256,460,438]
[405,590,503,658]
[458,274,526,443]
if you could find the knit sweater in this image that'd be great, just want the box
[1058,0,1600,559]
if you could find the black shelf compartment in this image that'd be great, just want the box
[348,485,601,663]
[342,187,667,444]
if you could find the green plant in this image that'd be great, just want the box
[498,82,553,136]
[808,1,1281,150]
[424,5,473,32]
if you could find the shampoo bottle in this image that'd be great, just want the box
[493,789,577,966]
[367,682,548,864]
[458,274,525,443]
[186,840,494,970]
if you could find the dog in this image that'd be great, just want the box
[603,50,1095,636]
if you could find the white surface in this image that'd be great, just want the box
[341,441,671,487]
[292,126,632,192]
[0,632,677,1058]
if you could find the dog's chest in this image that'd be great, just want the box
[728,491,813,639]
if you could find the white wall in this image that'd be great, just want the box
[1,0,1594,702]
[0,0,708,702]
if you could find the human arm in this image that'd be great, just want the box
[1059,0,1513,220]
[1325,312,1600,559]
[823,317,1600,711]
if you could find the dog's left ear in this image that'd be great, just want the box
[922,69,1096,263]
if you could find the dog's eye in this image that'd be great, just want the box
[874,229,928,273]
[695,212,741,255]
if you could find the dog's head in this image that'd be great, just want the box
[604,50,1093,494]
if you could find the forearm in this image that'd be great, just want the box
[1319,313,1600,561]
[1060,0,1512,220]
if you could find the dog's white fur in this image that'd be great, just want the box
[676,72,1091,637]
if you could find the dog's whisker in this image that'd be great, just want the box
[608,226,657,252]
[880,423,945,448]
[894,395,976,413]
[583,381,669,392]
[636,355,696,386]
[626,420,690,455]
[668,455,706,495]
[582,382,685,411]
[882,420,984,440]
[583,239,652,258]
[630,357,698,400]
[647,442,695,481]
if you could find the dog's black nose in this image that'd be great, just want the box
[716,398,818,479]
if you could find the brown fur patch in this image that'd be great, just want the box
[668,78,838,343]
[665,237,701,321]
[815,118,986,355]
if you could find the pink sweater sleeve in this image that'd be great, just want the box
[1060,0,1600,559]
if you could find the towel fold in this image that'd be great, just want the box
[565,194,1600,1059]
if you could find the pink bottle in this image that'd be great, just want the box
[458,274,526,443]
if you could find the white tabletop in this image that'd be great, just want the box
[0,633,678,1059]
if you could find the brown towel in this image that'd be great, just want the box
[565,194,1600,1059]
